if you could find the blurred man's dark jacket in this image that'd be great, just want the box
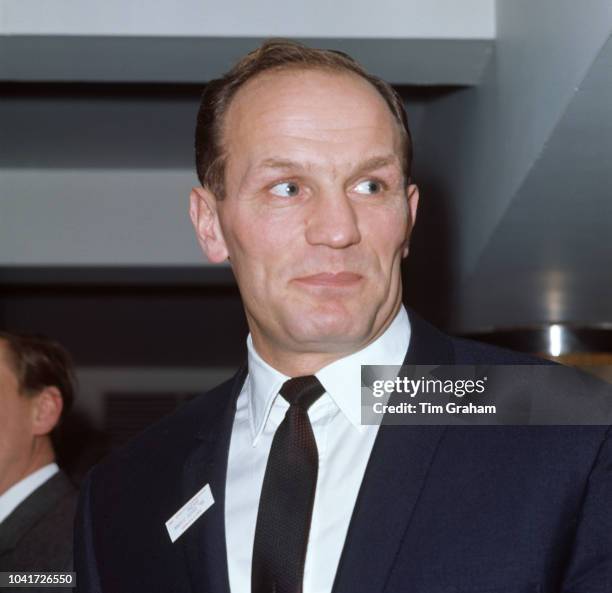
[0,470,77,573]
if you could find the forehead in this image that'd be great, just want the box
[223,68,402,176]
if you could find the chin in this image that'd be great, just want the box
[285,303,370,347]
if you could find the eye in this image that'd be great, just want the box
[354,180,384,195]
[270,181,300,198]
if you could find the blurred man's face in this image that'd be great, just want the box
[0,340,62,496]
[191,68,418,369]
[0,341,35,494]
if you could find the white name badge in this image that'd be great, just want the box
[165,483,215,543]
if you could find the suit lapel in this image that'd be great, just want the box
[331,308,454,593]
[181,364,247,593]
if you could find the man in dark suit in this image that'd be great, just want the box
[75,40,611,592]
[0,332,78,576]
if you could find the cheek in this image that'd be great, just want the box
[226,218,298,299]
[225,201,299,254]
[362,205,409,257]
[0,400,29,446]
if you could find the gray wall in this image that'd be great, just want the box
[1,0,494,38]
[415,0,612,330]
[0,1,493,268]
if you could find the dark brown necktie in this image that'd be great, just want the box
[251,375,326,593]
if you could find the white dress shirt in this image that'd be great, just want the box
[0,462,59,524]
[225,306,410,593]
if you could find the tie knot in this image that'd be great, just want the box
[279,375,325,411]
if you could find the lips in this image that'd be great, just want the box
[293,272,363,287]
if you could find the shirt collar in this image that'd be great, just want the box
[246,337,291,446]
[246,305,411,444]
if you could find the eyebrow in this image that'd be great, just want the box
[254,154,399,175]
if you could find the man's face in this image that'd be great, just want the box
[191,68,418,363]
[0,341,35,493]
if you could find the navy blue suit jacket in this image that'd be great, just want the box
[74,309,612,593]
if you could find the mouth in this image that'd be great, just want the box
[293,272,363,287]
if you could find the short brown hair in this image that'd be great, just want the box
[0,331,76,426]
[195,39,413,199]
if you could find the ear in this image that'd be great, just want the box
[402,183,420,258]
[30,386,63,437]
[189,187,229,263]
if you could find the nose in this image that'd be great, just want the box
[304,188,362,249]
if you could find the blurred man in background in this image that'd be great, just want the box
[0,331,77,573]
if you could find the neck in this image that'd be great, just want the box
[0,437,55,497]
[250,300,402,377]
[254,347,352,377]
